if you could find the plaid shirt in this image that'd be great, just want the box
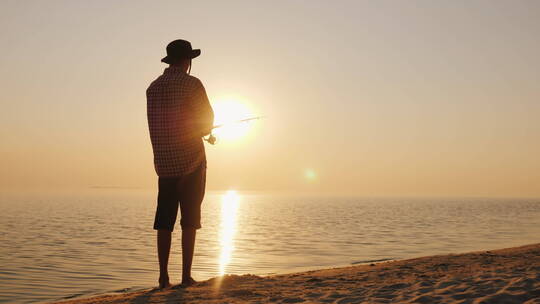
[147,66,214,177]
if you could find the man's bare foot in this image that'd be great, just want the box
[158,275,172,289]
[179,276,197,288]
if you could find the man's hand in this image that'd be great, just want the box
[204,134,216,145]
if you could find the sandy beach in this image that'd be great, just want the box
[52,243,540,304]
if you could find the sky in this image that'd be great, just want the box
[1,0,539,197]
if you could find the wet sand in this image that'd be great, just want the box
[53,243,540,304]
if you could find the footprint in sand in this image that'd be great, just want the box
[281,297,305,303]
[336,297,364,304]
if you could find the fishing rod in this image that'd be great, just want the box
[204,116,265,145]
[212,116,264,129]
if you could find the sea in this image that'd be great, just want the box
[1,190,539,303]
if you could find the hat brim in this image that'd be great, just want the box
[161,49,201,63]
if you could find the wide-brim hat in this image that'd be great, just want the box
[161,39,201,64]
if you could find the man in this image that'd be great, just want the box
[146,39,214,289]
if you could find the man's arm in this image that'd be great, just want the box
[190,79,214,137]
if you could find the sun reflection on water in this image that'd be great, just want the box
[218,190,240,275]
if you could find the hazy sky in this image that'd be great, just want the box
[1,0,539,197]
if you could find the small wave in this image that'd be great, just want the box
[351,258,395,265]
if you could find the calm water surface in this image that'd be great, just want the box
[1,190,539,303]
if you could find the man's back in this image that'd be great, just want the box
[147,66,213,177]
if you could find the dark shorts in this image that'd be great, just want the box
[153,163,206,231]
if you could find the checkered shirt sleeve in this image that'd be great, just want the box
[146,67,214,177]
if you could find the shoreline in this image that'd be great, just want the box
[53,243,540,304]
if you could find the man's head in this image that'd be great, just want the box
[161,39,201,72]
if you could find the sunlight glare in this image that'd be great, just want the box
[218,190,240,275]
[305,169,317,181]
[212,98,253,141]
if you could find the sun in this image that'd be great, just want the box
[211,98,254,141]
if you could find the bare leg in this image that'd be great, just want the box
[181,228,197,286]
[157,229,172,289]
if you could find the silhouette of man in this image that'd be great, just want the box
[146,39,214,289]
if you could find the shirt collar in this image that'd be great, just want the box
[163,66,187,75]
